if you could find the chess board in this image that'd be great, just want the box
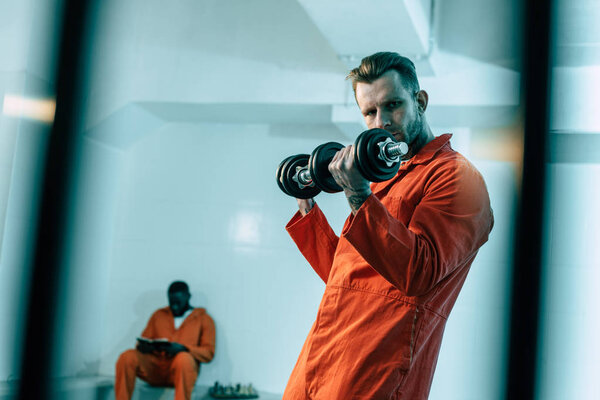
[208,382,259,399]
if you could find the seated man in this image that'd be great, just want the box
[115,281,215,400]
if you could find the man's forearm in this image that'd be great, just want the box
[298,198,315,216]
[346,189,372,214]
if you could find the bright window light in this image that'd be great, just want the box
[3,94,56,123]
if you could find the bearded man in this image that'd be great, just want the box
[283,52,494,399]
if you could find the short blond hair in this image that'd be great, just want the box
[347,52,420,95]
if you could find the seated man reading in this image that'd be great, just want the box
[115,281,216,400]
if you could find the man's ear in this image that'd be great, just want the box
[416,90,429,113]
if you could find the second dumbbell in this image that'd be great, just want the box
[276,142,345,199]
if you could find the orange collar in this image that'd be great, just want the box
[406,133,453,167]
[371,134,453,195]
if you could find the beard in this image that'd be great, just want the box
[402,112,427,160]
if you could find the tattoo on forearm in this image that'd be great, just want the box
[301,198,315,216]
[348,192,370,212]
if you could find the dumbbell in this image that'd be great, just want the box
[276,128,409,199]
[277,142,345,199]
[353,128,409,182]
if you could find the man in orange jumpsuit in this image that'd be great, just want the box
[283,52,494,399]
[115,281,215,400]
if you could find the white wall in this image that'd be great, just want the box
[52,138,125,378]
[537,163,600,400]
[551,66,600,132]
[430,159,515,400]
[536,57,600,398]
[95,122,351,392]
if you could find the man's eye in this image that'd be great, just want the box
[388,101,401,109]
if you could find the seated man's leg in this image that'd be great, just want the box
[115,349,171,400]
[168,352,199,400]
[115,349,139,400]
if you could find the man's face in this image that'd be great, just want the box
[355,70,424,147]
[168,290,190,317]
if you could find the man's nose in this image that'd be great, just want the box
[374,111,391,129]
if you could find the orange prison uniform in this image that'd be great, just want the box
[284,134,494,399]
[115,307,215,400]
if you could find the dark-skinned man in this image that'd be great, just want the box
[283,52,494,399]
[115,281,215,400]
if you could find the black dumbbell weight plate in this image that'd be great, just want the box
[354,129,400,182]
[276,154,321,199]
[309,142,344,193]
[276,155,292,194]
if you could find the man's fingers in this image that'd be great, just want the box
[329,148,342,170]
[329,146,354,175]
[328,151,340,174]
[342,145,354,168]
[328,146,350,173]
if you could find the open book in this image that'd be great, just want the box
[136,337,170,350]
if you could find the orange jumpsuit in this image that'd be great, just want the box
[284,134,493,399]
[115,307,215,400]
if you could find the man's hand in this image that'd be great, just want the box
[297,198,315,216]
[328,145,371,214]
[163,342,188,357]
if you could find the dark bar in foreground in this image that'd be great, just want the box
[506,0,554,399]
[18,1,93,399]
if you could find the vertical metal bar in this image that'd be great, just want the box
[17,1,93,399]
[506,0,554,398]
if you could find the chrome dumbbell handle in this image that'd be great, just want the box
[385,141,409,157]
[378,138,409,167]
[294,138,408,185]
[292,166,314,188]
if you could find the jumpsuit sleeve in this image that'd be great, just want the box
[343,159,494,297]
[187,313,216,363]
[286,203,339,283]
[140,310,160,338]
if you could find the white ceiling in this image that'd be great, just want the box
[6,0,596,142]
[296,0,431,63]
